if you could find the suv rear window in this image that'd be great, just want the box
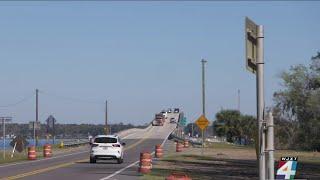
[94,137,117,143]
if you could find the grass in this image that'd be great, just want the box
[140,142,320,180]
[0,144,86,164]
[206,141,254,149]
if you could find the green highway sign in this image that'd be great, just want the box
[179,117,187,126]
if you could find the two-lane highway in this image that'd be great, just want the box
[0,113,179,180]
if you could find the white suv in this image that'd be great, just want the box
[90,135,125,164]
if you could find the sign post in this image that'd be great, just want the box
[29,121,40,147]
[46,115,56,144]
[195,115,209,155]
[246,17,269,180]
[1,117,12,160]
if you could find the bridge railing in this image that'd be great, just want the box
[169,129,202,147]
[62,139,89,147]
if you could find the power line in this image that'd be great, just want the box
[0,92,35,108]
[38,90,104,105]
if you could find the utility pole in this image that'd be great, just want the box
[105,100,108,135]
[35,89,39,147]
[201,59,207,117]
[238,89,241,112]
[201,59,207,155]
[256,25,266,180]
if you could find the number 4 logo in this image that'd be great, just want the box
[276,160,297,179]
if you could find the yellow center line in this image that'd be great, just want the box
[2,128,154,180]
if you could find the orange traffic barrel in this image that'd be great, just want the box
[166,172,192,180]
[139,152,152,173]
[43,144,52,158]
[176,142,183,152]
[183,139,189,148]
[155,144,163,158]
[28,146,37,160]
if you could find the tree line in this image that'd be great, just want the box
[2,122,148,139]
[191,52,320,151]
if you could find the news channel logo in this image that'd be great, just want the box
[276,156,298,180]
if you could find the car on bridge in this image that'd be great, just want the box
[161,110,168,119]
[90,135,125,164]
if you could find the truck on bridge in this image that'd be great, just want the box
[152,113,165,126]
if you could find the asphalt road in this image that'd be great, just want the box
[0,113,178,180]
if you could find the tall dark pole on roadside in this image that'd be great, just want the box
[201,59,207,117]
[105,100,108,135]
[201,59,207,155]
[36,89,39,147]
[238,89,241,112]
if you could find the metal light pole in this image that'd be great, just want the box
[201,59,207,156]
[105,100,108,135]
[238,89,241,112]
[256,25,266,180]
[201,59,207,116]
[35,89,39,147]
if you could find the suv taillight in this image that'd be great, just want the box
[112,144,120,147]
[91,144,99,147]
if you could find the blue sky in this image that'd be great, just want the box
[0,2,319,125]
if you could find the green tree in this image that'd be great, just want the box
[213,110,256,145]
[273,52,320,151]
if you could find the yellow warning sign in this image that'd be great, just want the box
[195,115,210,130]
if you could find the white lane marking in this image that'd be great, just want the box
[99,128,174,180]
[121,133,136,140]
[0,128,145,169]
[0,150,89,168]
[99,160,139,180]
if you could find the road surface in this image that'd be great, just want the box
[0,113,179,180]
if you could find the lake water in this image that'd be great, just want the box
[0,138,62,150]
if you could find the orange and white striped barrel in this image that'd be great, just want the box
[28,146,37,160]
[139,152,152,173]
[176,142,183,152]
[155,144,163,158]
[43,144,52,158]
[183,139,189,148]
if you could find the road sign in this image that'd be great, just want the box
[29,121,41,130]
[46,115,56,128]
[195,115,209,130]
[245,17,258,74]
[179,117,187,126]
